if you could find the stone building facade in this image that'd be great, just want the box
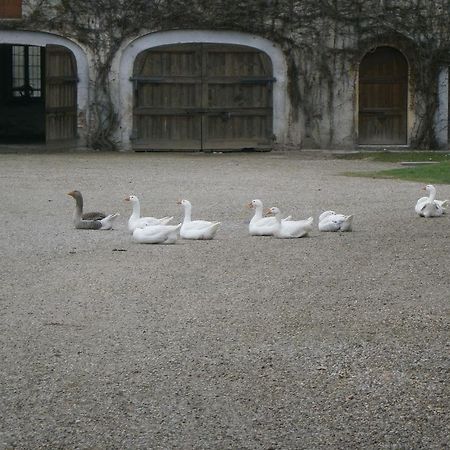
[0,0,448,151]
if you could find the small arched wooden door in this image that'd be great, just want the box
[358,47,408,145]
[45,45,78,142]
[131,43,274,151]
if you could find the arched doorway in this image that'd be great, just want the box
[131,43,274,151]
[358,46,408,145]
[0,43,77,143]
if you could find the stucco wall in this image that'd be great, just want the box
[0,0,448,150]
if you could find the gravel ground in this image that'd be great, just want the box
[0,151,449,449]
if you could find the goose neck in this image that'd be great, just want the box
[131,200,141,218]
[183,203,192,222]
[76,195,83,211]
[73,196,83,221]
[428,187,436,202]
[253,204,263,219]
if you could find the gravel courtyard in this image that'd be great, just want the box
[0,151,448,449]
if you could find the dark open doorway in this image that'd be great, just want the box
[0,43,78,145]
[0,44,45,143]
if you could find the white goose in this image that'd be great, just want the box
[133,224,181,244]
[125,195,173,232]
[318,210,353,232]
[177,199,220,240]
[247,199,291,236]
[266,207,313,238]
[415,185,448,218]
[68,190,119,230]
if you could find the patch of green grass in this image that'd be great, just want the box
[344,161,450,184]
[336,151,450,163]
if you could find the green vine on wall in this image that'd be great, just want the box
[8,0,450,149]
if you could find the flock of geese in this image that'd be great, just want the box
[67,184,448,244]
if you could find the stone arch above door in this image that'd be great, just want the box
[115,30,289,151]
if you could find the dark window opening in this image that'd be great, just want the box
[12,45,43,99]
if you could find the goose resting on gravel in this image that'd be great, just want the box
[265,207,313,238]
[318,210,353,232]
[415,184,448,218]
[177,199,220,240]
[125,195,173,232]
[133,223,181,244]
[67,190,119,230]
[247,199,291,236]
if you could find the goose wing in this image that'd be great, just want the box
[82,211,106,221]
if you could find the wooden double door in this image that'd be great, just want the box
[359,47,408,145]
[131,43,274,151]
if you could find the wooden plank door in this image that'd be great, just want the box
[202,44,274,150]
[132,45,203,150]
[45,45,77,142]
[132,44,274,151]
[359,46,408,145]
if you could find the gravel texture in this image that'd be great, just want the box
[0,151,449,449]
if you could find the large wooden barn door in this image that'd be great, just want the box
[359,47,408,145]
[132,45,203,150]
[131,44,273,151]
[45,45,77,142]
[203,45,273,150]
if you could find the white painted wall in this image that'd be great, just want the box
[0,30,90,142]
[435,66,449,149]
[111,30,292,151]
[2,31,443,151]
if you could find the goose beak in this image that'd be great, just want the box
[246,202,253,209]
[67,191,75,197]
[421,186,426,191]
[264,208,273,216]
[124,196,130,201]
[176,200,182,205]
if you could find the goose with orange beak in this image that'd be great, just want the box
[265,206,313,238]
[67,190,119,230]
[125,194,173,232]
[415,184,448,218]
[247,199,291,236]
[177,199,220,240]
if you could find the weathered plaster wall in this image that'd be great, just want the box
[1,0,449,150]
[435,67,449,148]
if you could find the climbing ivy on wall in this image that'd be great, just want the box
[7,0,450,149]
